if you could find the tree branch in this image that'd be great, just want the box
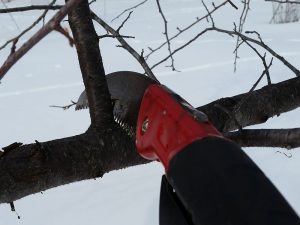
[0,0,84,81]
[225,128,300,149]
[68,0,114,128]
[0,126,147,204]
[0,5,62,13]
[198,76,300,132]
[91,11,159,82]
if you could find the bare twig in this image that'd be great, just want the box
[0,0,20,31]
[111,0,148,22]
[151,28,214,70]
[91,11,159,83]
[223,59,273,131]
[0,0,84,81]
[99,34,134,39]
[213,27,300,76]
[238,36,272,84]
[0,0,58,51]
[115,11,131,32]
[55,24,74,47]
[234,0,250,72]
[201,0,215,27]
[145,0,231,60]
[155,0,177,70]
[276,151,292,158]
[50,101,77,110]
[0,4,62,13]
[228,0,239,9]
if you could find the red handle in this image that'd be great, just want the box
[135,84,222,171]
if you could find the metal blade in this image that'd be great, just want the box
[76,71,157,134]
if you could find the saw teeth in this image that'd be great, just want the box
[114,113,135,138]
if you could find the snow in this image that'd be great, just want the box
[0,0,300,224]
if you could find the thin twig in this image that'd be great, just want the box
[150,28,214,70]
[155,0,176,70]
[223,59,273,131]
[0,0,58,51]
[201,0,215,27]
[214,27,300,76]
[0,0,21,31]
[145,0,231,60]
[239,36,272,84]
[228,0,239,9]
[116,11,133,33]
[91,11,159,83]
[0,0,84,81]
[0,4,62,13]
[50,101,77,110]
[111,0,148,22]
[234,0,250,72]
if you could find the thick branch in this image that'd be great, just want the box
[68,1,114,128]
[198,76,300,132]
[0,126,147,204]
[225,128,300,149]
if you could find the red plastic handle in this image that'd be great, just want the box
[135,84,223,171]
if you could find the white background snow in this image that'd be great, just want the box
[0,0,300,224]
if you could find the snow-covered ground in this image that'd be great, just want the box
[0,0,300,224]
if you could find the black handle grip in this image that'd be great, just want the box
[160,137,300,225]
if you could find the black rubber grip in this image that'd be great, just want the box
[164,137,300,225]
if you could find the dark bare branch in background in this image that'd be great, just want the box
[0,4,62,13]
[150,27,214,70]
[234,0,251,71]
[111,0,148,22]
[0,0,20,31]
[145,0,231,60]
[213,27,300,76]
[0,0,56,51]
[0,0,83,81]
[155,0,176,71]
[91,11,159,82]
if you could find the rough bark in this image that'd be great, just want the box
[198,76,300,132]
[68,0,114,129]
[0,126,147,204]
[225,128,300,149]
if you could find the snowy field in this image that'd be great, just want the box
[0,0,300,224]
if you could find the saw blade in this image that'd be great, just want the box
[76,71,157,136]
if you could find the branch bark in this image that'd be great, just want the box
[198,76,300,132]
[0,126,147,204]
[225,128,300,149]
[68,0,114,128]
[0,5,62,13]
